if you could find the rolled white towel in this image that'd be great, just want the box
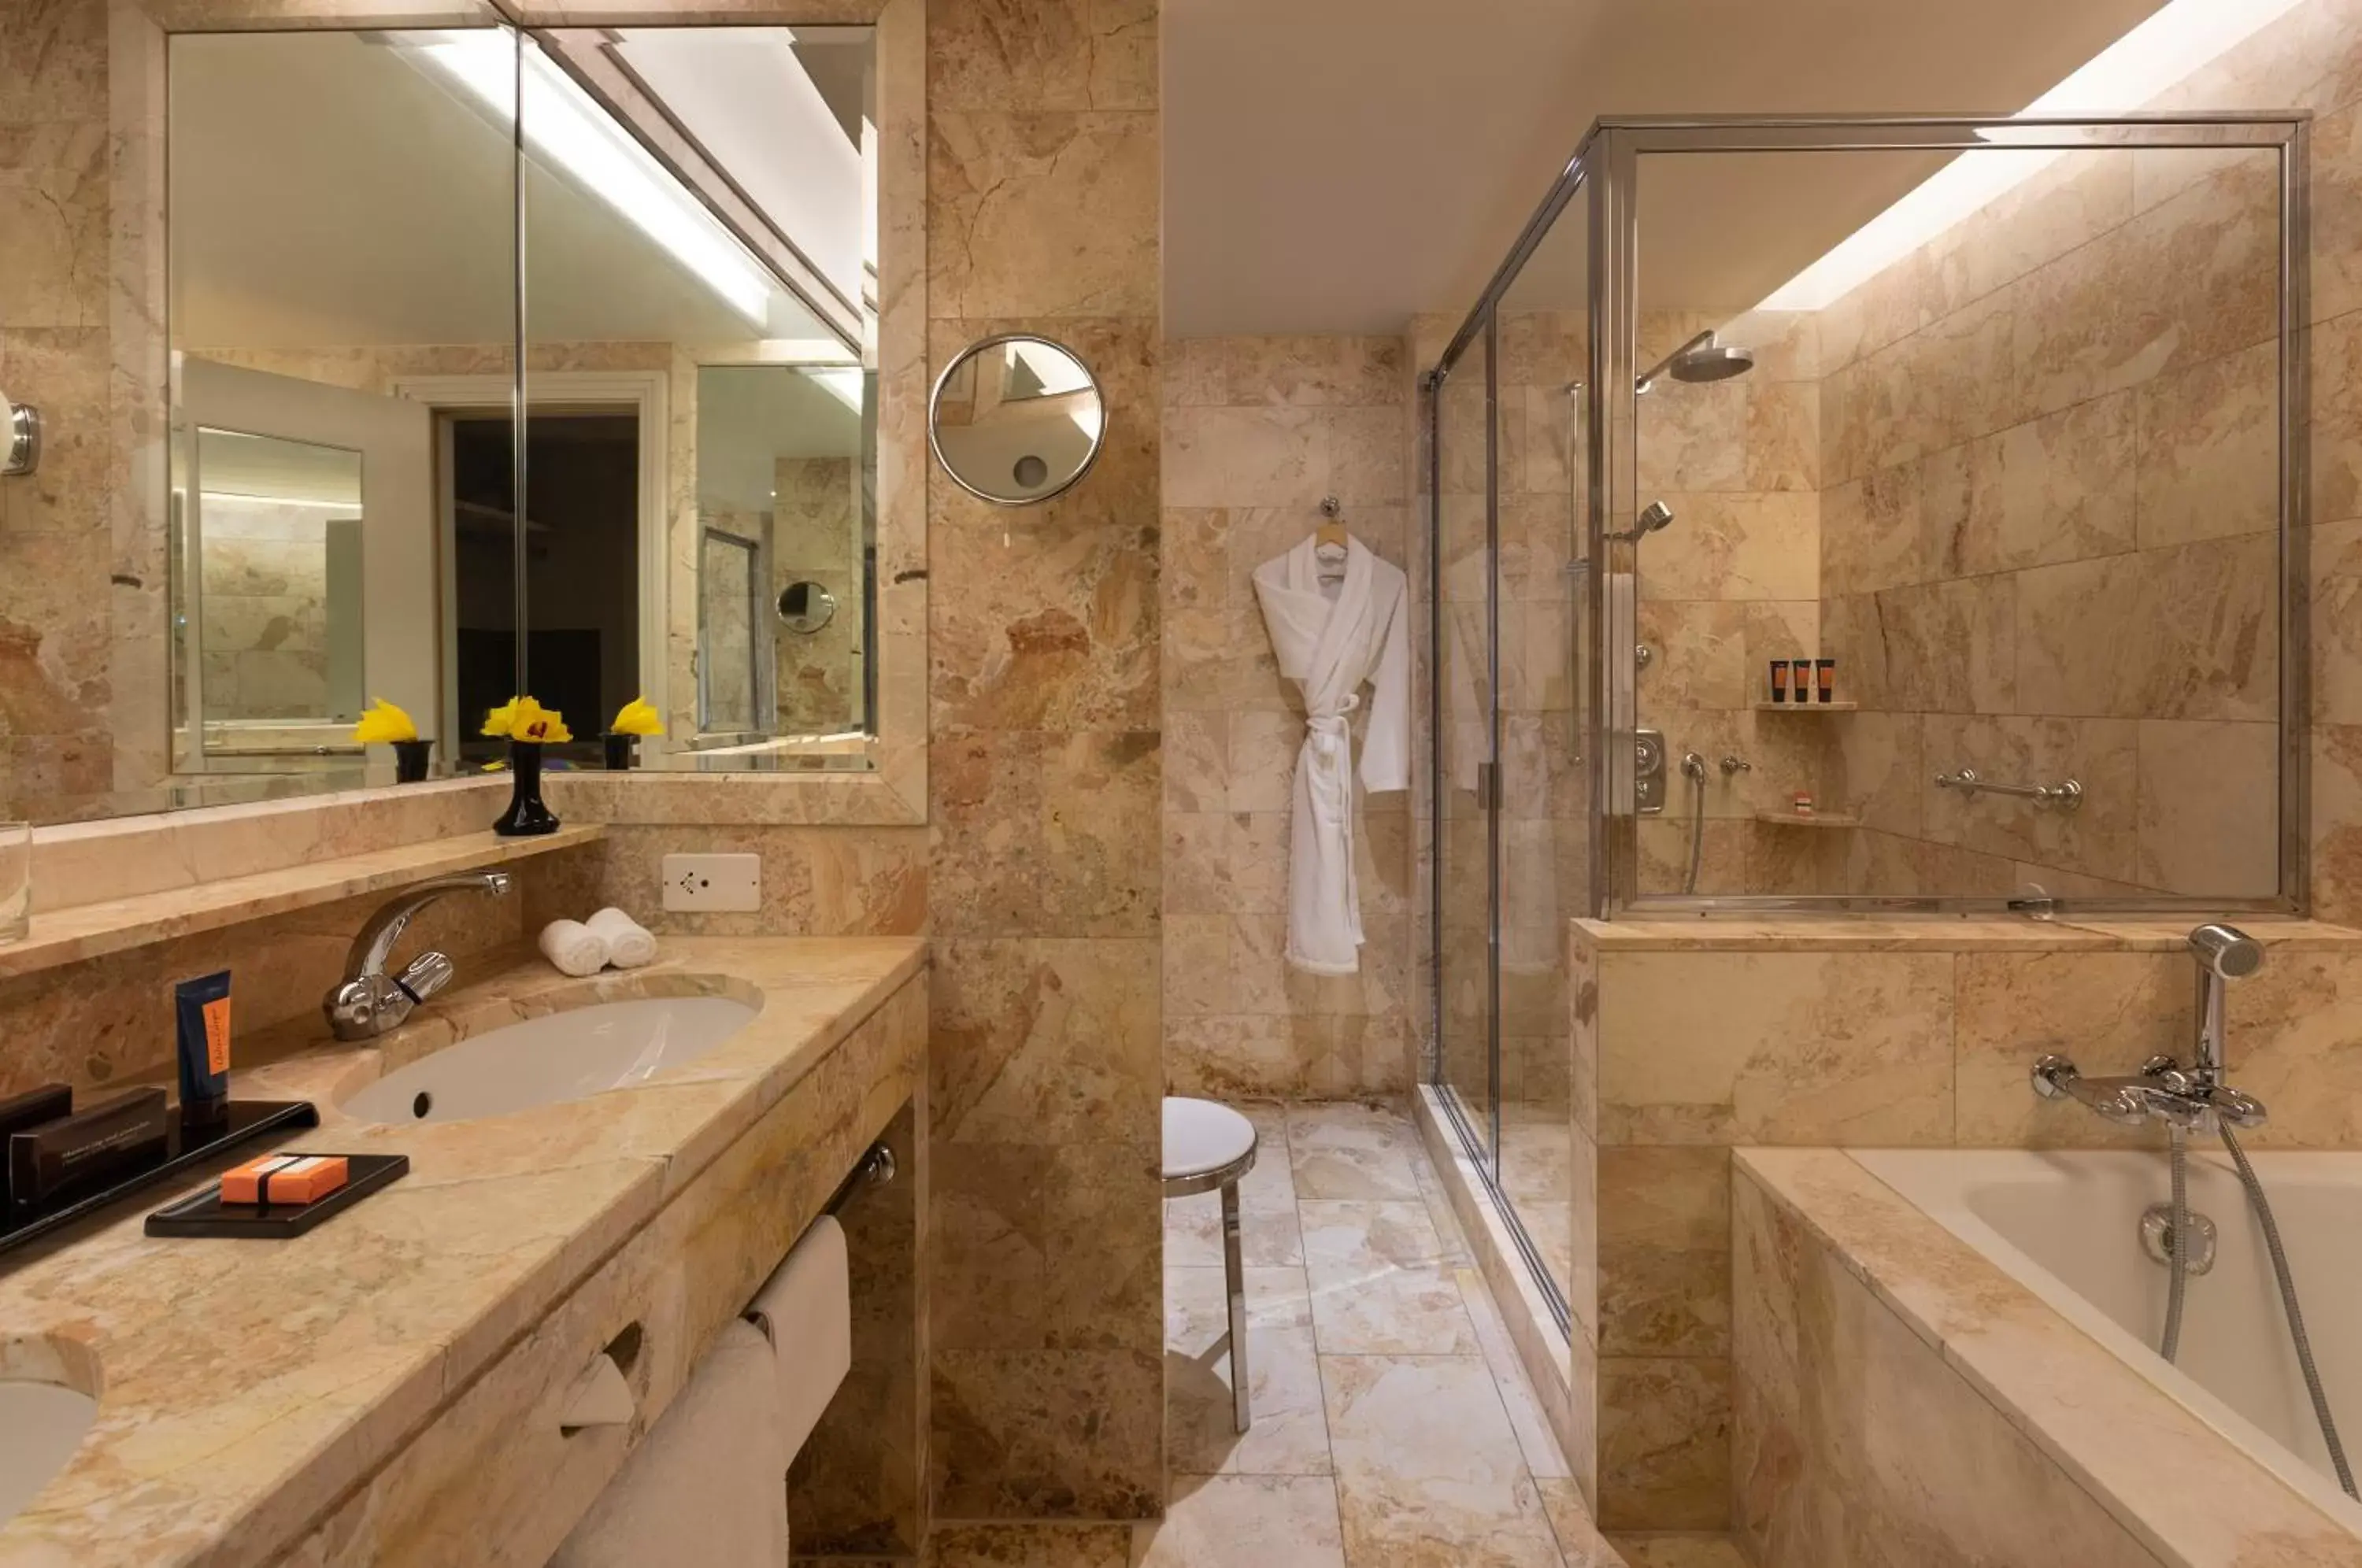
[585,906,658,970]
[538,919,609,978]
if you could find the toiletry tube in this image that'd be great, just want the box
[1769,660,1790,703]
[1815,658,1835,704]
[9,1086,169,1211]
[176,971,233,1126]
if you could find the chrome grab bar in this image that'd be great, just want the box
[1934,767,2083,811]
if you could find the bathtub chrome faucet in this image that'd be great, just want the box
[324,870,514,1041]
[2031,923,2268,1133]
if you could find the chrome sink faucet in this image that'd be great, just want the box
[2031,923,2268,1133]
[324,871,513,1041]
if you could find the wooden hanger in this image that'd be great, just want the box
[1314,495,1349,551]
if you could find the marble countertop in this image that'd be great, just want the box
[0,935,927,1568]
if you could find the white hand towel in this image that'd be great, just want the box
[547,1318,787,1568]
[745,1214,850,1459]
[586,906,659,970]
[539,919,609,978]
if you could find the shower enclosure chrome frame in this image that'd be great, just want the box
[1420,112,2309,1340]
[1427,112,2311,925]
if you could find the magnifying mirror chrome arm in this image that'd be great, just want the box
[2,395,38,477]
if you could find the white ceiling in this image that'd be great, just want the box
[1163,0,2171,335]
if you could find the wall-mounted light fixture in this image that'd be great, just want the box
[0,392,37,477]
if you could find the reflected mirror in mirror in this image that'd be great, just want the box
[187,429,365,735]
[167,26,521,797]
[524,27,878,768]
[929,335,1105,505]
[778,581,838,634]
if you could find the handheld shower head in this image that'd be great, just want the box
[1609,501,1675,543]
[2189,923,2264,980]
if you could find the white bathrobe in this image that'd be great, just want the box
[1252,535,1411,974]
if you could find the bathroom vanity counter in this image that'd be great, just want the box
[0,936,927,1568]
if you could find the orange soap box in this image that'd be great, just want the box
[220,1154,350,1206]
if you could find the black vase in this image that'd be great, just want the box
[494,741,561,836]
[602,732,637,771]
[392,738,433,783]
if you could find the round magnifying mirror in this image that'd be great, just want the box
[777,580,838,634]
[928,334,1105,505]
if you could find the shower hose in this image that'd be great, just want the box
[2160,1125,2357,1498]
[1681,763,1706,896]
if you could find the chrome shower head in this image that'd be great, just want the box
[1636,330,1757,394]
[1609,501,1675,543]
[2189,923,2264,980]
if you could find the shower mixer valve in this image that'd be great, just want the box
[2030,923,2269,1133]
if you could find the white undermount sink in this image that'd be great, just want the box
[339,997,760,1126]
[0,1380,97,1526]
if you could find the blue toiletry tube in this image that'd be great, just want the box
[175,971,233,1123]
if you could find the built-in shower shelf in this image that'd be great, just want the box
[1753,811,1861,829]
[1752,701,1857,712]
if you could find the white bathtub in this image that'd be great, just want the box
[1857,1148,2362,1535]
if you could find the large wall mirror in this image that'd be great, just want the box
[100,19,883,823]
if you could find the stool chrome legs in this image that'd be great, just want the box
[1221,1178,1250,1433]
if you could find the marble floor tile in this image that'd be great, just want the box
[1233,1098,1301,1212]
[1287,1103,1425,1199]
[1606,1533,1749,1568]
[1131,1474,1348,1567]
[1409,1141,1478,1266]
[1301,1200,1480,1355]
[1142,1102,1616,1568]
[1166,1189,1305,1267]
[1321,1353,1567,1567]
[1167,1266,1332,1477]
[1537,1478,1626,1567]
[1458,1267,1572,1481]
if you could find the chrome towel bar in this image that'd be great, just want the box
[1934,767,2082,811]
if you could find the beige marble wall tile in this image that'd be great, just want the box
[2221,945,2362,1148]
[1920,714,2139,885]
[1956,391,2136,575]
[1635,493,1819,602]
[1159,337,1412,1100]
[2136,338,2279,551]
[1597,951,1955,1146]
[926,0,1164,1519]
[1597,1147,1729,1361]
[1953,949,2190,1147]
[2314,724,2362,925]
[1730,1169,2164,1568]
[1596,1356,1729,1532]
[2012,532,2276,723]
[2134,718,2280,897]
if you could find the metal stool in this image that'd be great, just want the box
[1161,1096,1259,1432]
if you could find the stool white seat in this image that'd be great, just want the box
[1161,1096,1258,1433]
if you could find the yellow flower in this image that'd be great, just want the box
[610,696,665,737]
[484,695,572,744]
[352,697,419,745]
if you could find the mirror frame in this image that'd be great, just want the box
[926,331,1106,507]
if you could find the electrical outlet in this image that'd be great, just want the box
[660,852,761,913]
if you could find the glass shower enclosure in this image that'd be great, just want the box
[1422,113,2310,1332]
